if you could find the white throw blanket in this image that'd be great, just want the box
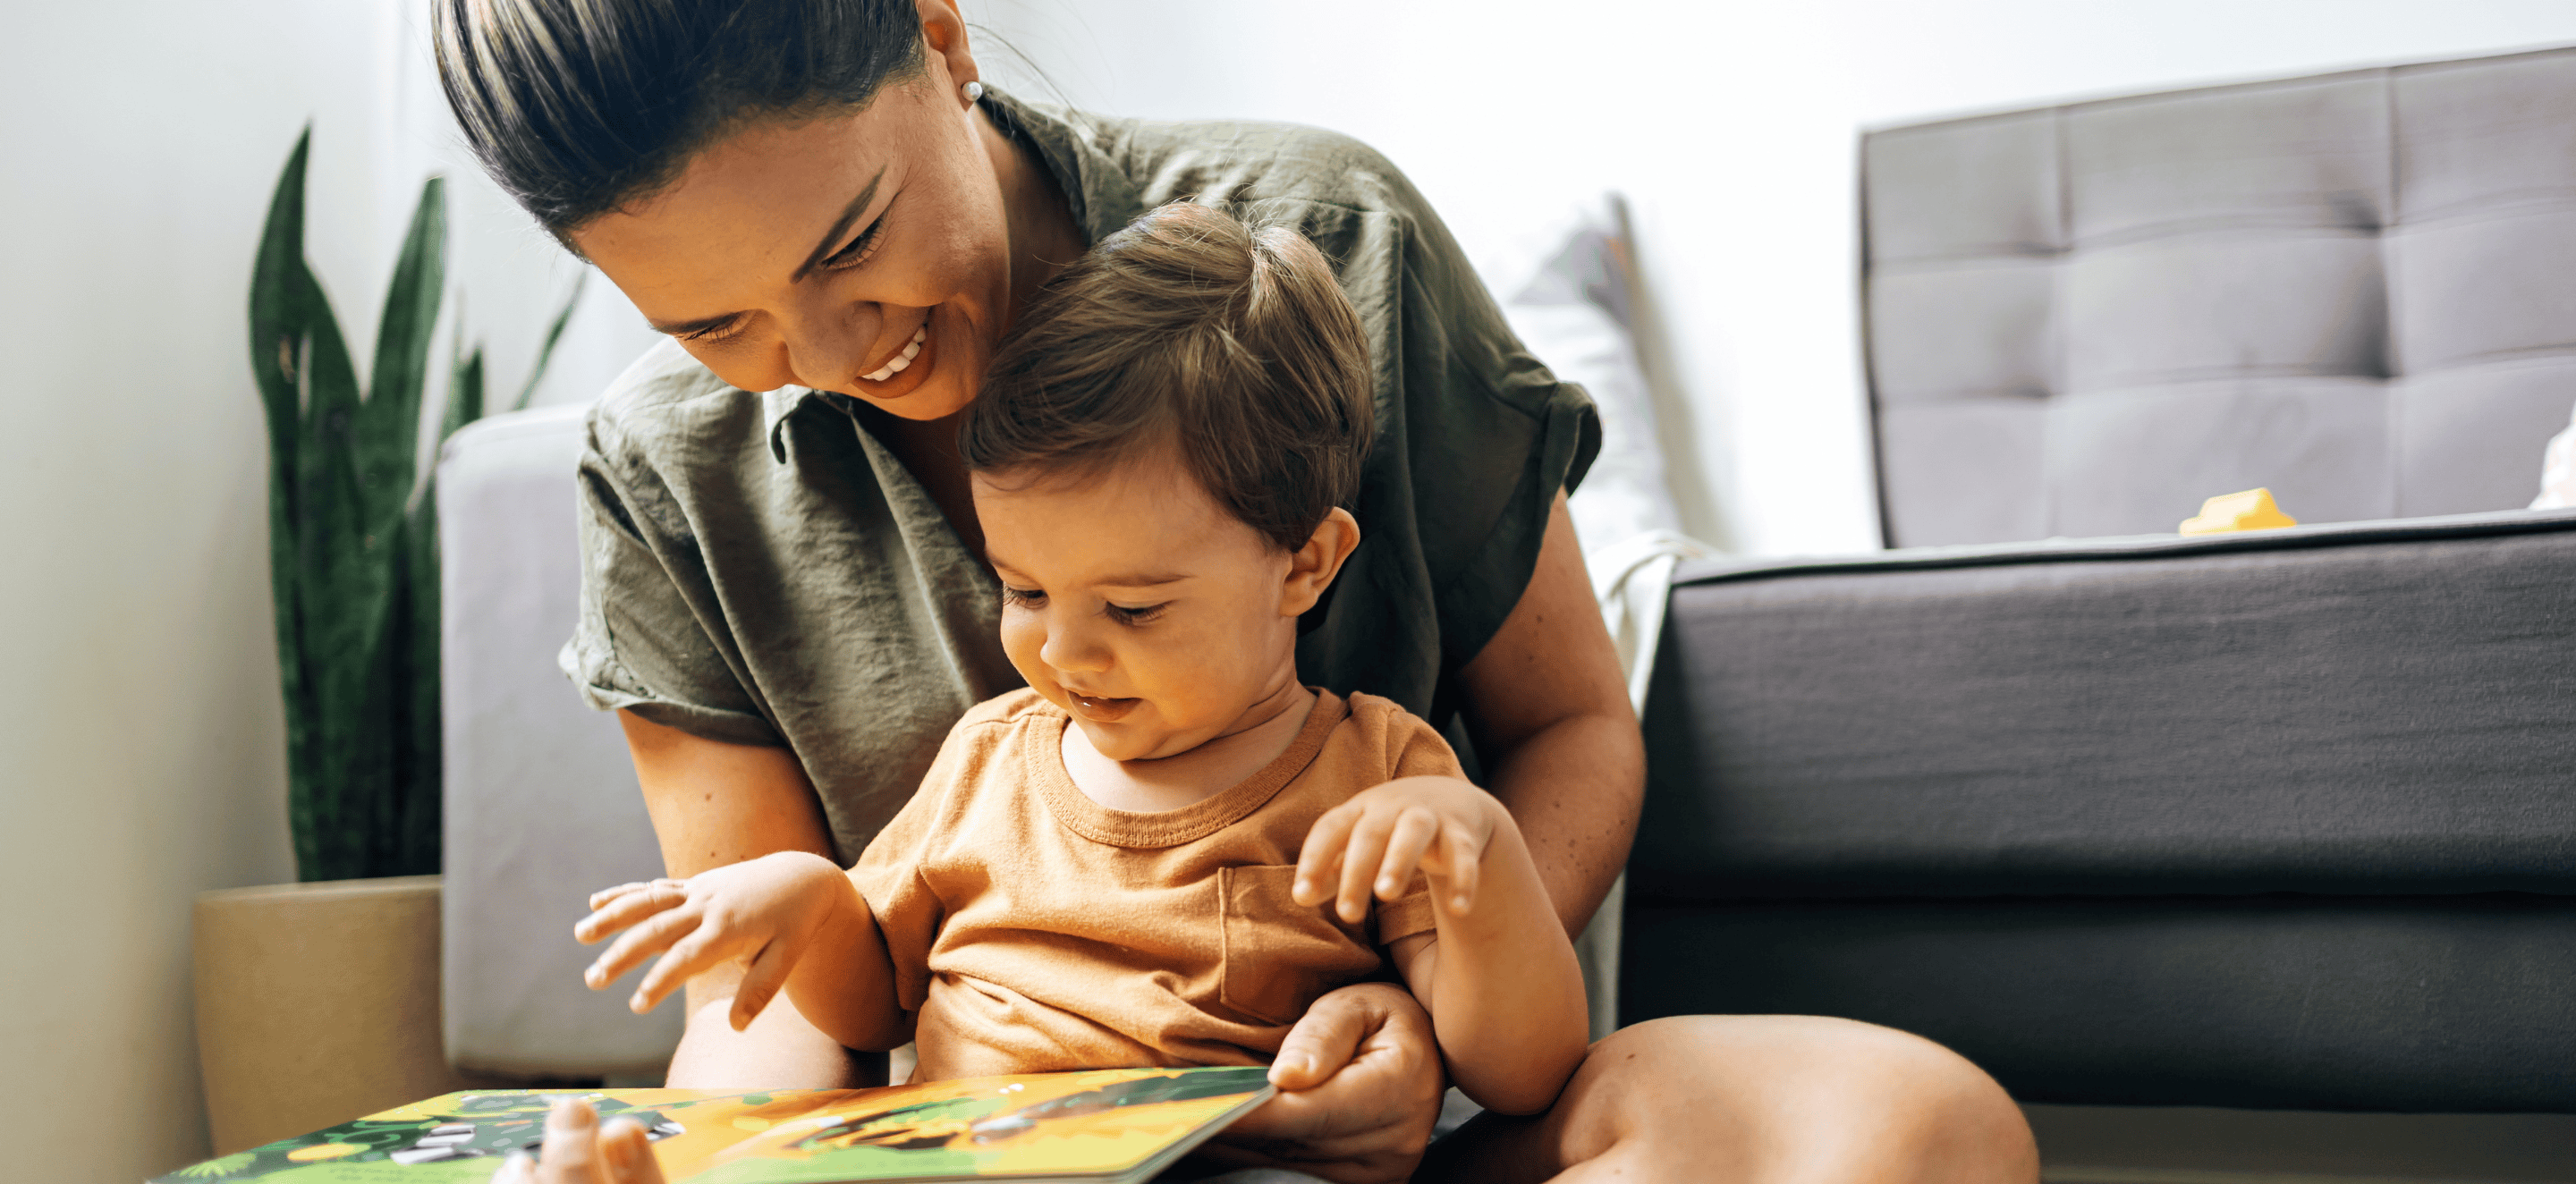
[2534,403,2576,510]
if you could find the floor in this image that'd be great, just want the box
[2028,1106,2576,1183]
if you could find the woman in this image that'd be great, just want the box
[436,2,2038,1180]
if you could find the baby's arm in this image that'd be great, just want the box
[577,852,911,1052]
[1292,777,1589,1114]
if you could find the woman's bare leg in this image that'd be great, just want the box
[1417,1015,2038,1184]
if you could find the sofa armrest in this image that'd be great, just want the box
[438,406,681,1078]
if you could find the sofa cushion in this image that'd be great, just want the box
[1632,510,2576,900]
[1622,893,2576,1112]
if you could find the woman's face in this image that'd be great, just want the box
[568,22,1013,420]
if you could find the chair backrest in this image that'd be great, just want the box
[1862,44,2576,546]
[438,404,681,1078]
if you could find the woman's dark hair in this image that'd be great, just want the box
[433,0,925,234]
[960,202,1375,554]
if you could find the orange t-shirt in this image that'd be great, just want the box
[851,687,1450,1081]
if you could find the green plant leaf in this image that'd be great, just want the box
[248,129,318,875]
[360,176,445,529]
[511,270,589,412]
[443,316,487,444]
[284,177,411,879]
[252,128,370,880]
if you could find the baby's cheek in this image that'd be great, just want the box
[997,617,1051,684]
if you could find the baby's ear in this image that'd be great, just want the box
[1281,507,1361,617]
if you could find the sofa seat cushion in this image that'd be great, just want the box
[1622,893,2576,1112]
[1634,510,2576,901]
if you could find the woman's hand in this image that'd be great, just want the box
[1193,983,1445,1184]
[1293,775,1503,923]
[576,851,853,1028]
[490,1098,665,1184]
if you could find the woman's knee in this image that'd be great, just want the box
[1598,1014,1987,1092]
[1583,1015,2036,1180]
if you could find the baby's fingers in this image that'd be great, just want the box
[1371,808,1439,901]
[1333,812,1396,926]
[1428,821,1483,913]
[728,937,804,1031]
[584,906,700,992]
[1293,806,1360,907]
[575,880,690,945]
[587,876,682,912]
[631,924,734,1015]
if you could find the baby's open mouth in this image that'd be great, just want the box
[861,326,927,383]
[1070,693,1140,723]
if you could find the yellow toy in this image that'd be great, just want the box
[2180,488,2299,535]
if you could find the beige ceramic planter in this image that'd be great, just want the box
[192,875,498,1154]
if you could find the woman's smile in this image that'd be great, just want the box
[861,325,927,382]
[847,317,939,400]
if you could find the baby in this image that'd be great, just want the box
[575,202,1588,1118]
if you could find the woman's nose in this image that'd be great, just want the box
[780,296,885,391]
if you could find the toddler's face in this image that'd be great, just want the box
[973,447,1324,762]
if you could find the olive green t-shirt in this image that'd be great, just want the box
[561,90,1599,861]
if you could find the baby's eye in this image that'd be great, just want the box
[1106,602,1168,626]
[1001,585,1046,608]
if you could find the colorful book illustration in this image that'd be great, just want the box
[155,1065,1275,1184]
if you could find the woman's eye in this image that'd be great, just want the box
[682,315,750,346]
[1106,603,1167,626]
[822,215,887,271]
[1001,586,1046,608]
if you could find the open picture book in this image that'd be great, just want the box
[155,1065,1275,1184]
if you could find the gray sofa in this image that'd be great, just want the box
[1621,45,2576,1112]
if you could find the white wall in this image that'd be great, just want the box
[0,3,648,1180]
[974,0,2576,555]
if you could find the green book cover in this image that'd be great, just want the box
[157,1066,1275,1184]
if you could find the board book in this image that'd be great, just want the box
[154,1065,1275,1184]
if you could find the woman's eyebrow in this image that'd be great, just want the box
[792,165,887,281]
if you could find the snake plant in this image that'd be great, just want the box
[250,129,579,881]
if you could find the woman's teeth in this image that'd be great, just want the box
[864,326,927,383]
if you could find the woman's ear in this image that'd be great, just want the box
[1280,508,1361,618]
[917,0,979,102]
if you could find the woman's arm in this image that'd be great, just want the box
[1454,492,1644,935]
[617,710,877,1088]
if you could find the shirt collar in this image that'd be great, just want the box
[980,87,1142,246]
[764,385,833,463]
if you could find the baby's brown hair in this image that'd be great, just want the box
[959,201,1374,552]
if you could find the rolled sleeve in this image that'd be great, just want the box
[558,403,782,748]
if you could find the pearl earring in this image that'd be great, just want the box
[962,80,985,103]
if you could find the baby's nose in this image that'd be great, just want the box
[1040,629,1113,673]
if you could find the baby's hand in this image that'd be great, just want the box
[1292,776,1504,924]
[575,851,852,1028]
